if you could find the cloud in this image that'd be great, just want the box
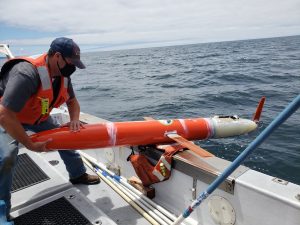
[0,0,299,49]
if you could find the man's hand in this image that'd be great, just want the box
[26,139,52,152]
[69,120,83,132]
[61,120,83,132]
[66,97,82,132]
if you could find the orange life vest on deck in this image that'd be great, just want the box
[128,145,183,186]
[0,54,69,125]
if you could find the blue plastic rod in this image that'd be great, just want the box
[172,94,300,225]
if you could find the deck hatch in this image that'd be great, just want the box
[11,153,50,192]
[13,197,92,225]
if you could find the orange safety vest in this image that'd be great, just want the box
[0,53,69,125]
[128,145,183,186]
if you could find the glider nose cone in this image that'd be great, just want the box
[212,117,258,138]
[239,119,258,134]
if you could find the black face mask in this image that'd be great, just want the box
[57,61,76,77]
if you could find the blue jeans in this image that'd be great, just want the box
[0,116,86,216]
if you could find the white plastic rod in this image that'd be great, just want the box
[81,153,173,224]
[82,158,160,225]
[79,151,177,221]
[103,169,171,225]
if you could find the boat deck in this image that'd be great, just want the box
[11,148,150,225]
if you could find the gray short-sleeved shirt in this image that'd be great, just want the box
[0,61,75,112]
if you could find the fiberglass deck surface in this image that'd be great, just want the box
[32,148,151,225]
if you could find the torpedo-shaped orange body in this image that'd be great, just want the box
[30,116,257,150]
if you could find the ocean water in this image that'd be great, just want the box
[1,35,300,185]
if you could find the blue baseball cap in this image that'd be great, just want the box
[50,37,86,69]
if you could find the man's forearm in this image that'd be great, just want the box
[66,97,80,121]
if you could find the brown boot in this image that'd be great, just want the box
[70,173,100,185]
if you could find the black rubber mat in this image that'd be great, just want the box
[13,197,92,225]
[11,153,50,192]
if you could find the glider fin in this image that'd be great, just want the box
[252,97,266,123]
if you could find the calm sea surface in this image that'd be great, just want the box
[2,35,300,185]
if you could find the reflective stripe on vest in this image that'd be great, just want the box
[160,156,171,171]
[152,169,165,181]
[37,67,51,90]
[64,77,68,88]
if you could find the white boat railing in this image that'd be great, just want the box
[0,44,14,59]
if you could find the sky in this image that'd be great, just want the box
[0,0,300,55]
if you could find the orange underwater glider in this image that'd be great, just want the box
[30,97,265,151]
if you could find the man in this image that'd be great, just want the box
[0,37,100,217]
